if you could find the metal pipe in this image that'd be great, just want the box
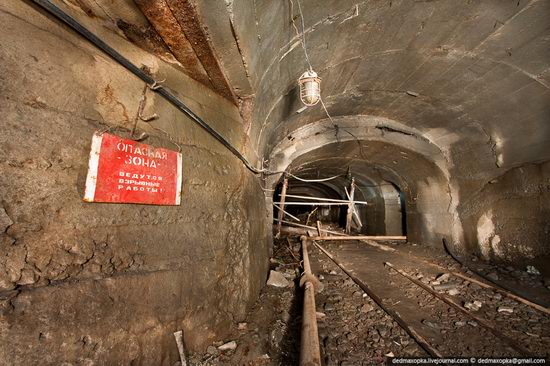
[299,237,321,366]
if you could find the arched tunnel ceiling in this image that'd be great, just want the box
[224,0,550,185]
[60,0,549,186]
[286,139,448,198]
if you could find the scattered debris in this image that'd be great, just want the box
[436,273,451,282]
[267,270,290,288]
[526,266,541,275]
[238,322,247,330]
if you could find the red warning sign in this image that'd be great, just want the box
[83,132,182,205]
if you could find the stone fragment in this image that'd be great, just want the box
[454,321,466,327]
[217,341,237,351]
[361,304,373,313]
[526,266,541,275]
[316,312,326,320]
[433,283,458,292]
[436,273,450,282]
[497,306,514,314]
[486,272,499,281]
[329,270,337,275]
[237,322,247,330]
[385,352,395,357]
[447,288,460,296]
[467,321,478,327]
[206,346,218,355]
[281,311,290,322]
[266,270,290,288]
[464,301,481,311]
[421,319,441,330]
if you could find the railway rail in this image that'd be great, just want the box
[297,236,550,365]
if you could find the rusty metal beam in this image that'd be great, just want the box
[133,0,236,103]
[133,0,210,86]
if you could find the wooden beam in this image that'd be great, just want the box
[310,235,407,241]
[275,177,288,239]
[273,203,300,222]
[273,219,347,236]
[273,202,367,206]
[284,194,368,205]
[345,178,355,234]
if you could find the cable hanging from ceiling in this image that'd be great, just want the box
[31,0,341,182]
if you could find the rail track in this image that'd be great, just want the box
[299,237,550,365]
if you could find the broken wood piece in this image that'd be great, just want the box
[173,330,187,366]
[316,221,323,237]
[309,235,407,241]
[273,203,300,222]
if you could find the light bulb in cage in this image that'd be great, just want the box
[298,70,321,106]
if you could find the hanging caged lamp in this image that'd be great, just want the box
[298,70,321,106]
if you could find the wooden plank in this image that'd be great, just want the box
[273,203,300,222]
[284,194,368,205]
[345,178,355,234]
[275,177,288,238]
[309,235,407,241]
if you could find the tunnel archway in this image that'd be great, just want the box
[267,123,456,248]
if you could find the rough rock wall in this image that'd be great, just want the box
[459,162,550,265]
[0,2,269,365]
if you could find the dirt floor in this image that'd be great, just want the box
[188,236,550,365]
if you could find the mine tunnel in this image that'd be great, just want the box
[1,0,549,365]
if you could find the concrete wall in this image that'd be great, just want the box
[0,2,269,365]
[459,162,550,266]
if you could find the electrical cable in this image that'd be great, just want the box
[31,0,265,174]
[32,0,344,183]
